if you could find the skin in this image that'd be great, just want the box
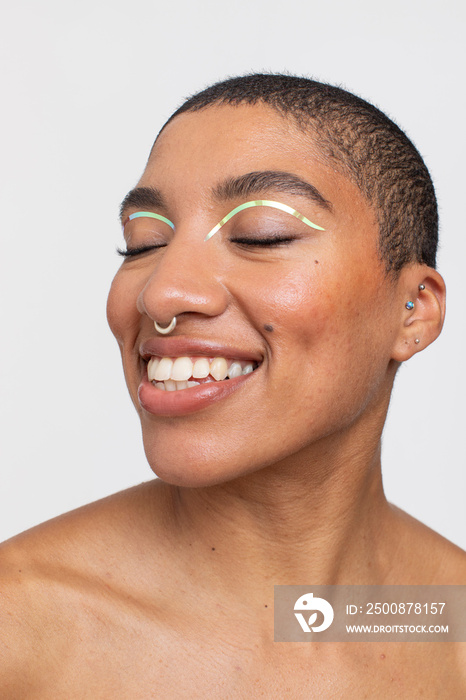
[1,104,465,698]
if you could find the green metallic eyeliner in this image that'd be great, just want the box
[125,202,324,241]
[204,200,325,241]
[127,211,175,230]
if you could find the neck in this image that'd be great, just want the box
[163,419,395,605]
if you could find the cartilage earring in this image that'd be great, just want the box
[154,317,177,335]
[405,301,414,310]
[418,284,425,291]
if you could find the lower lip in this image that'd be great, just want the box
[138,371,257,416]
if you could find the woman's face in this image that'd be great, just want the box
[107,104,403,486]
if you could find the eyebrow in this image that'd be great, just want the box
[212,171,333,212]
[119,186,167,222]
[119,171,332,224]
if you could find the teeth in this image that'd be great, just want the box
[149,355,259,390]
[171,357,193,381]
[152,379,200,391]
[147,357,160,382]
[153,357,173,381]
[227,362,243,379]
[192,358,210,378]
[210,357,229,381]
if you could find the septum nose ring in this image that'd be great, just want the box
[154,317,177,335]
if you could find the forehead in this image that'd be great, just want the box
[141,105,367,212]
[152,103,324,169]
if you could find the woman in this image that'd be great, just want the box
[1,74,465,697]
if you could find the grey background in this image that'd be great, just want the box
[1,0,464,547]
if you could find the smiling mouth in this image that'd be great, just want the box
[147,356,260,391]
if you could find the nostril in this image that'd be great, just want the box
[134,245,230,322]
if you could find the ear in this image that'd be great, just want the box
[391,265,446,363]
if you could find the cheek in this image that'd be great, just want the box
[251,263,340,345]
[106,269,141,344]
[257,262,389,399]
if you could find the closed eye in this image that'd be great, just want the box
[117,243,167,257]
[230,236,295,247]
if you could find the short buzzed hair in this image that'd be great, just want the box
[163,74,438,274]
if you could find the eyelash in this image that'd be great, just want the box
[231,236,295,247]
[117,236,295,258]
[117,244,166,257]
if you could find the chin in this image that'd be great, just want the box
[145,459,240,489]
[141,435,247,489]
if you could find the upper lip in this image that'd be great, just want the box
[139,336,264,363]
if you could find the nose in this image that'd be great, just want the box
[136,230,230,326]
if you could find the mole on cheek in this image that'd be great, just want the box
[264,324,274,332]
[314,260,319,264]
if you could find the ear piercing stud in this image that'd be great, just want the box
[154,317,177,334]
[406,285,425,309]
[407,289,424,342]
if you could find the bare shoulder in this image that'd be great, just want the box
[395,513,466,685]
[0,480,161,571]
[0,535,45,697]
[0,481,170,697]
[387,503,466,583]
